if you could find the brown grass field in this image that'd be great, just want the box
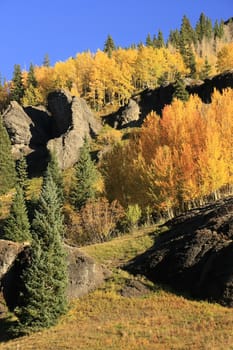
[0,226,233,350]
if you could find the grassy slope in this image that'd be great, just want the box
[0,226,233,350]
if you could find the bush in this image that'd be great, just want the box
[124,204,142,231]
[64,198,125,245]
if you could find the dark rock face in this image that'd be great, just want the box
[0,239,108,310]
[104,70,233,129]
[125,197,233,307]
[2,90,102,174]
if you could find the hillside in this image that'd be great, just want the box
[0,223,233,350]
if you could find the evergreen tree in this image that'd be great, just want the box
[43,53,50,67]
[146,33,153,47]
[0,117,16,195]
[179,36,197,78]
[168,29,180,48]
[2,185,31,242]
[172,76,189,102]
[103,34,116,57]
[180,15,197,46]
[15,172,68,333]
[200,57,212,80]
[10,64,25,103]
[45,151,64,204]
[156,30,165,48]
[70,138,98,209]
[16,156,29,195]
[214,20,224,39]
[195,13,213,42]
[27,63,37,88]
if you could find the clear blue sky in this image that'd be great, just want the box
[0,0,232,80]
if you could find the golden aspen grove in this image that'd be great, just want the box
[101,89,233,217]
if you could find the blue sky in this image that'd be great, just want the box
[0,0,232,80]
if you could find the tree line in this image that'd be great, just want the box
[0,14,233,112]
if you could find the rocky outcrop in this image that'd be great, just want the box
[2,90,102,174]
[103,99,141,129]
[47,91,101,169]
[2,102,34,159]
[0,240,27,280]
[104,70,233,129]
[0,239,108,310]
[125,197,233,307]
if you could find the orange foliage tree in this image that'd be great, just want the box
[101,89,233,217]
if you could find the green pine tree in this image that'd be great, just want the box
[172,76,189,102]
[27,63,37,88]
[2,185,31,242]
[43,53,50,67]
[146,33,153,47]
[200,57,212,80]
[15,171,68,333]
[156,30,165,48]
[0,117,16,195]
[10,64,25,103]
[168,29,181,48]
[16,156,29,196]
[180,15,197,47]
[70,138,98,209]
[45,151,64,204]
[214,20,224,39]
[103,34,116,57]
[196,13,213,42]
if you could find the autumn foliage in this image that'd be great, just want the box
[101,89,233,216]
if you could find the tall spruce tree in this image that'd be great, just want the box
[45,151,64,204]
[0,117,16,195]
[172,76,189,101]
[156,30,165,48]
[2,185,31,242]
[43,53,50,67]
[27,63,37,88]
[200,57,212,80]
[10,64,25,103]
[103,34,116,57]
[146,33,153,47]
[16,156,29,196]
[15,170,68,333]
[70,138,98,209]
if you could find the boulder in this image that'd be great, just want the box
[0,239,108,310]
[125,197,233,307]
[66,245,109,299]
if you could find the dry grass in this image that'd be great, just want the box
[0,226,233,350]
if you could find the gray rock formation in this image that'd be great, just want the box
[125,197,233,307]
[2,102,33,158]
[47,90,102,169]
[0,240,28,280]
[103,98,141,129]
[66,245,109,299]
[0,239,108,310]
[2,90,102,173]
